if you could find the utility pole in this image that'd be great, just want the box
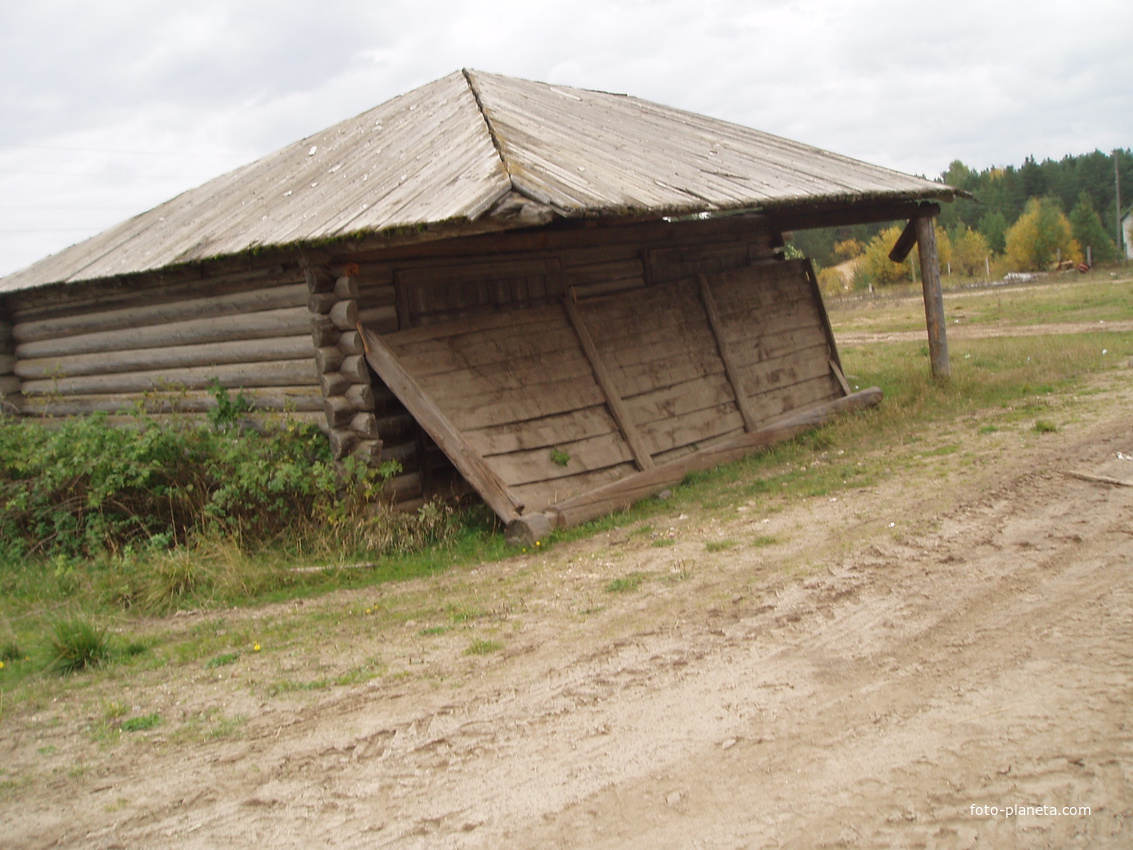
[1116,150,1125,259]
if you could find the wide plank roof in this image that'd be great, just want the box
[2,69,953,293]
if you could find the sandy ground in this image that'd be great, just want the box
[2,375,1132,848]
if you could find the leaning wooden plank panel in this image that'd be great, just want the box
[531,388,884,533]
[359,325,524,522]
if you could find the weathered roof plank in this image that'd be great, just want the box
[1,69,951,293]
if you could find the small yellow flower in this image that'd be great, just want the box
[0,661,5,670]
[253,643,261,652]
[535,541,541,547]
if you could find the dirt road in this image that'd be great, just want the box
[3,379,1131,848]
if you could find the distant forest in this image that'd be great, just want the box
[792,148,1131,286]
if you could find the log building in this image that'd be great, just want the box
[0,70,956,538]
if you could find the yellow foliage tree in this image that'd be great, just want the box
[952,227,991,277]
[1005,198,1083,271]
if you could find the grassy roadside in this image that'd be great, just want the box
[1,271,1131,747]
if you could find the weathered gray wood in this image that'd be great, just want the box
[916,216,951,380]
[544,387,884,530]
[16,306,312,360]
[563,297,654,471]
[304,265,336,294]
[489,430,635,487]
[329,299,358,331]
[830,359,851,396]
[465,405,617,457]
[310,315,339,347]
[0,354,15,374]
[339,354,370,383]
[349,412,379,438]
[17,386,323,416]
[0,375,20,395]
[315,346,345,374]
[15,335,313,380]
[319,371,350,397]
[358,305,399,332]
[308,292,339,314]
[21,358,318,397]
[698,274,758,431]
[329,428,358,460]
[345,383,374,411]
[504,512,554,548]
[336,330,365,355]
[10,283,309,344]
[360,325,524,521]
[333,276,360,300]
[888,219,920,263]
[352,439,383,466]
[324,396,355,428]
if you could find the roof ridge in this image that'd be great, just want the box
[462,69,515,192]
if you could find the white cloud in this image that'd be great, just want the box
[1,0,1130,276]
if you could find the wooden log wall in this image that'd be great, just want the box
[0,312,22,415]
[331,215,778,507]
[6,265,323,427]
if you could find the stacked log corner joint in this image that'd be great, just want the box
[306,264,383,466]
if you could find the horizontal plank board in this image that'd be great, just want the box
[746,371,842,423]
[439,373,607,431]
[392,322,581,378]
[639,401,746,456]
[488,430,635,487]
[510,461,638,512]
[728,326,830,371]
[418,347,595,404]
[739,342,836,399]
[613,347,728,400]
[626,371,737,426]
[467,405,619,457]
[383,302,564,347]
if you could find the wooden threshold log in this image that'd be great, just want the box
[505,387,884,541]
[359,325,524,522]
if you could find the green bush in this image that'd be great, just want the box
[0,389,394,560]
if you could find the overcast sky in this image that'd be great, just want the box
[2,0,1130,278]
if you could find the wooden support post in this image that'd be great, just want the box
[915,217,951,381]
[359,325,524,522]
[697,274,759,431]
[562,297,655,471]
